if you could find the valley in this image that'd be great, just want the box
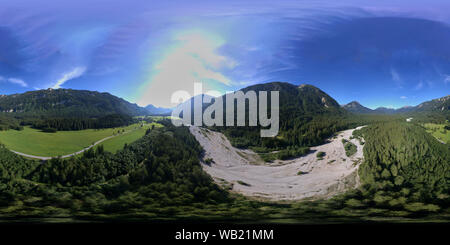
[191,126,365,201]
[0,83,448,223]
[1,1,450,238]
[0,122,162,158]
[423,123,450,144]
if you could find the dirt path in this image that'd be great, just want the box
[190,126,366,201]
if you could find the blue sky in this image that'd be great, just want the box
[0,0,449,108]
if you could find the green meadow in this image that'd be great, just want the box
[96,122,163,153]
[423,123,450,144]
[0,122,162,157]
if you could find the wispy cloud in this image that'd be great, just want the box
[445,75,450,84]
[400,96,407,99]
[8,78,28,87]
[390,68,404,89]
[0,76,28,87]
[391,68,401,82]
[414,81,424,90]
[52,67,86,89]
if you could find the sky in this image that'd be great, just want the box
[0,0,449,109]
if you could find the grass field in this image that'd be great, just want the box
[0,122,162,157]
[423,123,450,144]
[96,122,163,153]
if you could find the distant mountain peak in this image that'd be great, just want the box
[342,101,373,114]
[342,94,450,115]
[298,83,310,88]
[145,104,172,116]
[298,83,319,90]
[345,101,362,106]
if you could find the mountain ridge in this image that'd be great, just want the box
[342,101,373,114]
[144,104,172,116]
[342,94,450,115]
[0,88,148,117]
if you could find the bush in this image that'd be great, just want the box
[237,180,251,186]
[316,151,325,160]
[204,158,214,165]
[41,127,57,133]
[344,142,357,157]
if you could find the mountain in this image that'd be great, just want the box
[342,95,449,115]
[414,95,450,112]
[373,107,396,114]
[179,82,344,122]
[239,82,343,115]
[145,104,172,115]
[205,82,350,149]
[395,106,415,113]
[342,101,374,114]
[172,94,215,119]
[0,88,148,118]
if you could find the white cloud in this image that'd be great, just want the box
[0,76,28,87]
[444,75,450,84]
[138,31,234,107]
[52,66,86,89]
[400,96,407,99]
[414,81,424,90]
[391,68,401,82]
[8,78,28,87]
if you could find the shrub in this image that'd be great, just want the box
[316,151,325,160]
[204,158,214,165]
[42,127,57,133]
[237,180,251,186]
[344,142,357,157]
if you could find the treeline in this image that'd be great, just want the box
[28,119,206,187]
[340,121,450,215]
[0,119,449,221]
[0,115,22,131]
[203,83,406,154]
[212,114,399,150]
[0,145,39,180]
[359,122,449,199]
[26,114,134,131]
[0,120,229,218]
[404,111,449,124]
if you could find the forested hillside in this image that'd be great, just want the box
[358,122,449,206]
[342,101,374,114]
[0,84,448,222]
[210,82,347,149]
[0,89,149,131]
[0,88,148,118]
[0,121,230,220]
[28,114,135,131]
[0,119,448,222]
[0,115,21,131]
[209,82,390,158]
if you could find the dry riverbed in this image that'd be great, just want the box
[189,126,365,201]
